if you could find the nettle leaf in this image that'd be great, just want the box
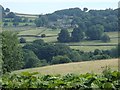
[91,83,99,88]
[102,82,115,89]
[2,71,120,89]
[112,71,118,77]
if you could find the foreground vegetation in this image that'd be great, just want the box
[2,69,120,89]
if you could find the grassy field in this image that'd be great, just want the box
[13,59,118,75]
[3,26,119,51]
[70,46,115,52]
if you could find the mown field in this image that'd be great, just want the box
[13,59,118,75]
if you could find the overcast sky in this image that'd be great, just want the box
[0,0,119,14]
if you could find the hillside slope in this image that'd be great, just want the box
[14,59,118,75]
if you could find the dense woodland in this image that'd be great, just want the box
[2,7,119,32]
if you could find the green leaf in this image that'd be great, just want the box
[102,82,115,89]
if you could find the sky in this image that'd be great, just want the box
[0,0,119,14]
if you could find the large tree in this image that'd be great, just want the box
[35,16,48,27]
[86,24,104,40]
[57,28,70,42]
[101,34,110,42]
[2,31,24,73]
[5,12,15,18]
[71,27,84,42]
[23,49,41,68]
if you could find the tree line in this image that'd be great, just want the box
[35,7,118,32]
[57,25,110,43]
[2,7,34,27]
[2,6,118,32]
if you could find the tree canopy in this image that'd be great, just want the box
[2,31,24,73]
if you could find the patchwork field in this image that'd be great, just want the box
[13,59,119,75]
[3,26,119,51]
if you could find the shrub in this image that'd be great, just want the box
[92,55,111,60]
[13,22,19,27]
[20,38,26,43]
[101,34,110,42]
[3,22,8,27]
[23,50,41,68]
[51,55,71,64]
[94,49,102,55]
[24,23,29,26]
[41,34,46,38]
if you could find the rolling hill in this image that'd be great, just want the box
[13,59,119,75]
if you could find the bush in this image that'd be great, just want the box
[3,22,8,27]
[86,24,104,40]
[57,28,71,42]
[20,38,26,43]
[92,55,111,60]
[51,55,71,64]
[101,34,110,42]
[24,23,29,26]
[41,34,46,38]
[23,50,41,68]
[29,20,33,22]
[71,27,85,42]
[13,22,19,27]
[94,49,102,55]
[33,39,45,45]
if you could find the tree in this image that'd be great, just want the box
[3,22,8,27]
[94,49,102,55]
[2,31,24,73]
[51,55,71,64]
[22,17,28,22]
[69,51,82,62]
[57,28,71,42]
[13,22,19,27]
[71,17,82,27]
[110,44,120,58]
[41,34,46,38]
[71,27,84,42]
[23,41,72,63]
[5,8,10,12]
[5,12,15,18]
[83,7,88,12]
[35,16,48,27]
[101,34,110,42]
[20,37,26,43]
[86,24,104,40]
[13,16,22,22]
[33,39,45,45]
[23,49,41,68]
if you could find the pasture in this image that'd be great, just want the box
[3,26,119,52]
[13,59,119,75]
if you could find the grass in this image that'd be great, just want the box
[3,26,119,52]
[105,32,119,38]
[70,46,116,52]
[13,59,118,75]
[18,28,44,35]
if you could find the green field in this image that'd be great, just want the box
[3,26,119,52]
[13,59,118,75]
[70,46,115,52]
